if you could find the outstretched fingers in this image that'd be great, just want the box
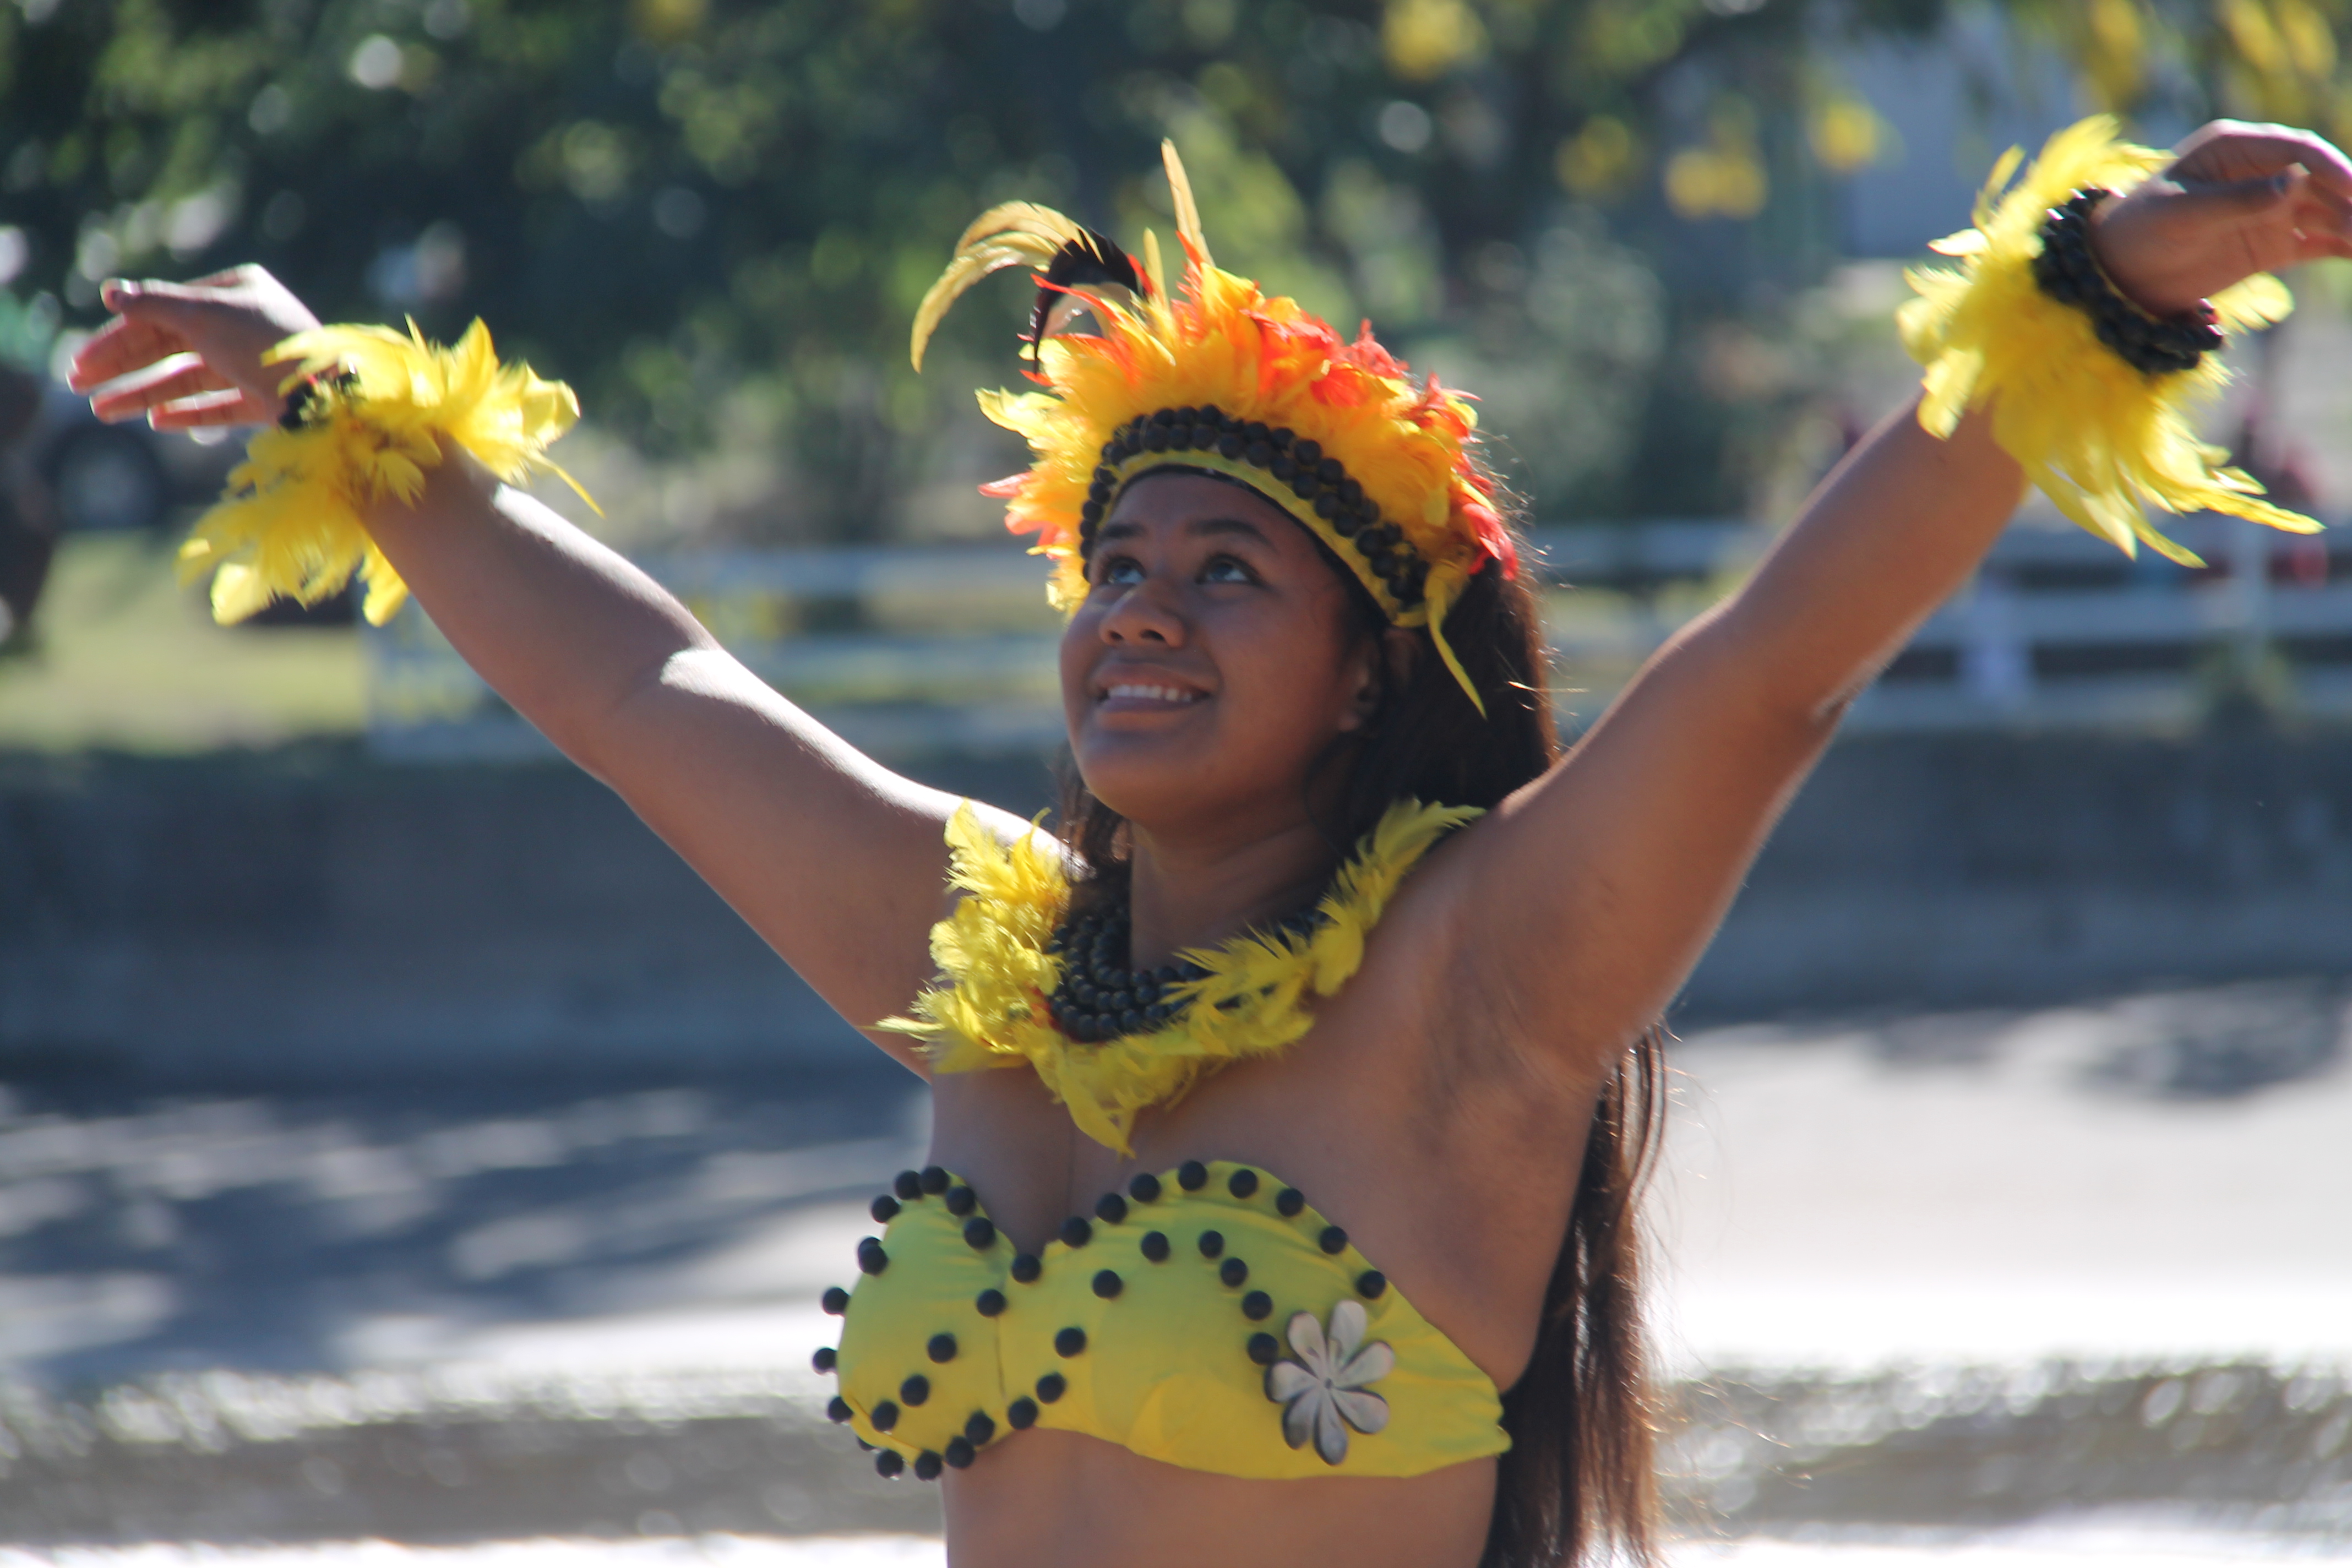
[67,314,195,394]
[149,389,265,430]
[70,266,321,428]
[88,354,232,423]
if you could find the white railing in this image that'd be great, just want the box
[363,513,2352,760]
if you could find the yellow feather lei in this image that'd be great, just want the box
[181,320,590,625]
[1899,116,2317,565]
[885,797,1480,1154]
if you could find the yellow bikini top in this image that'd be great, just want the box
[824,801,1507,1481]
[817,1159,1507,1481]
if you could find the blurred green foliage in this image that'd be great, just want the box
[4,0,2346,539]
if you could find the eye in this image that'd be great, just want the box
[1095,554,1145,587]
[1200,554,1257,585]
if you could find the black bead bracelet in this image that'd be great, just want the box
[2031,189,2223,378]
[277,367,359,431]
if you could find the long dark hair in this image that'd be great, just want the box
[1059,487,1667,1565]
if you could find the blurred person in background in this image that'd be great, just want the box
[64,117,2352,1568]
[0,362,58,647]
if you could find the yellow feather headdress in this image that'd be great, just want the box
[1899,116,2318,565]
[912,142,1517,712]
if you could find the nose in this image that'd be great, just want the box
[1099,570,1186,647]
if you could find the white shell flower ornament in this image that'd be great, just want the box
[1264,1298,1396,1464]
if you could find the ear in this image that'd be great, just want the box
[1337,627,1420,733]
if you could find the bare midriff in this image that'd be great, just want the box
[941,1427,1499,1568]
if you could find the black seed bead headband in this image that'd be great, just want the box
[2032,189,2224,378]
[1081,404,1434,611]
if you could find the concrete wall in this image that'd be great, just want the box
[1679,728,2352,1018]
[4,730,2348,1085]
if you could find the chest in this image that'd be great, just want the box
[925,987,1423,1256]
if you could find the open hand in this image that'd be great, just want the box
[66,265,322,430]
[2094,120,2352,316]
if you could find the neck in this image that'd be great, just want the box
[1121,808,1344,970]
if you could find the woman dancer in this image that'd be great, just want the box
[69,117,2348,1567]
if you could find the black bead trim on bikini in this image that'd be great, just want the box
[830,1159,1401,1480]
[1082,406,1430,607]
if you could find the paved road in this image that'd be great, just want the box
[0,1061,927,1388]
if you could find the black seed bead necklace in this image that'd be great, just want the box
[1080,404,1431,609]
[1043,902,1328,1044]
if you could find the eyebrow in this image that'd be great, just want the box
[1096,515,1273,546]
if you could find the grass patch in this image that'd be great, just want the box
[0,531,366,753]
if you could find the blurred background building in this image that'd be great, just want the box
[2,1,2351,1561]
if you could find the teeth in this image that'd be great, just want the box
[1105,684,1197,704]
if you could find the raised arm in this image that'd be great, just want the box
[68,268,1026,1057]
[1443,120,2352,1076]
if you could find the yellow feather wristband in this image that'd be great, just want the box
[1898,115,2318,565]
[181,319,592,626]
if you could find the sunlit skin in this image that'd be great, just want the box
[66,122,2352,1568]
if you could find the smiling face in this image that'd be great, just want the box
[1060,470,1384,838]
